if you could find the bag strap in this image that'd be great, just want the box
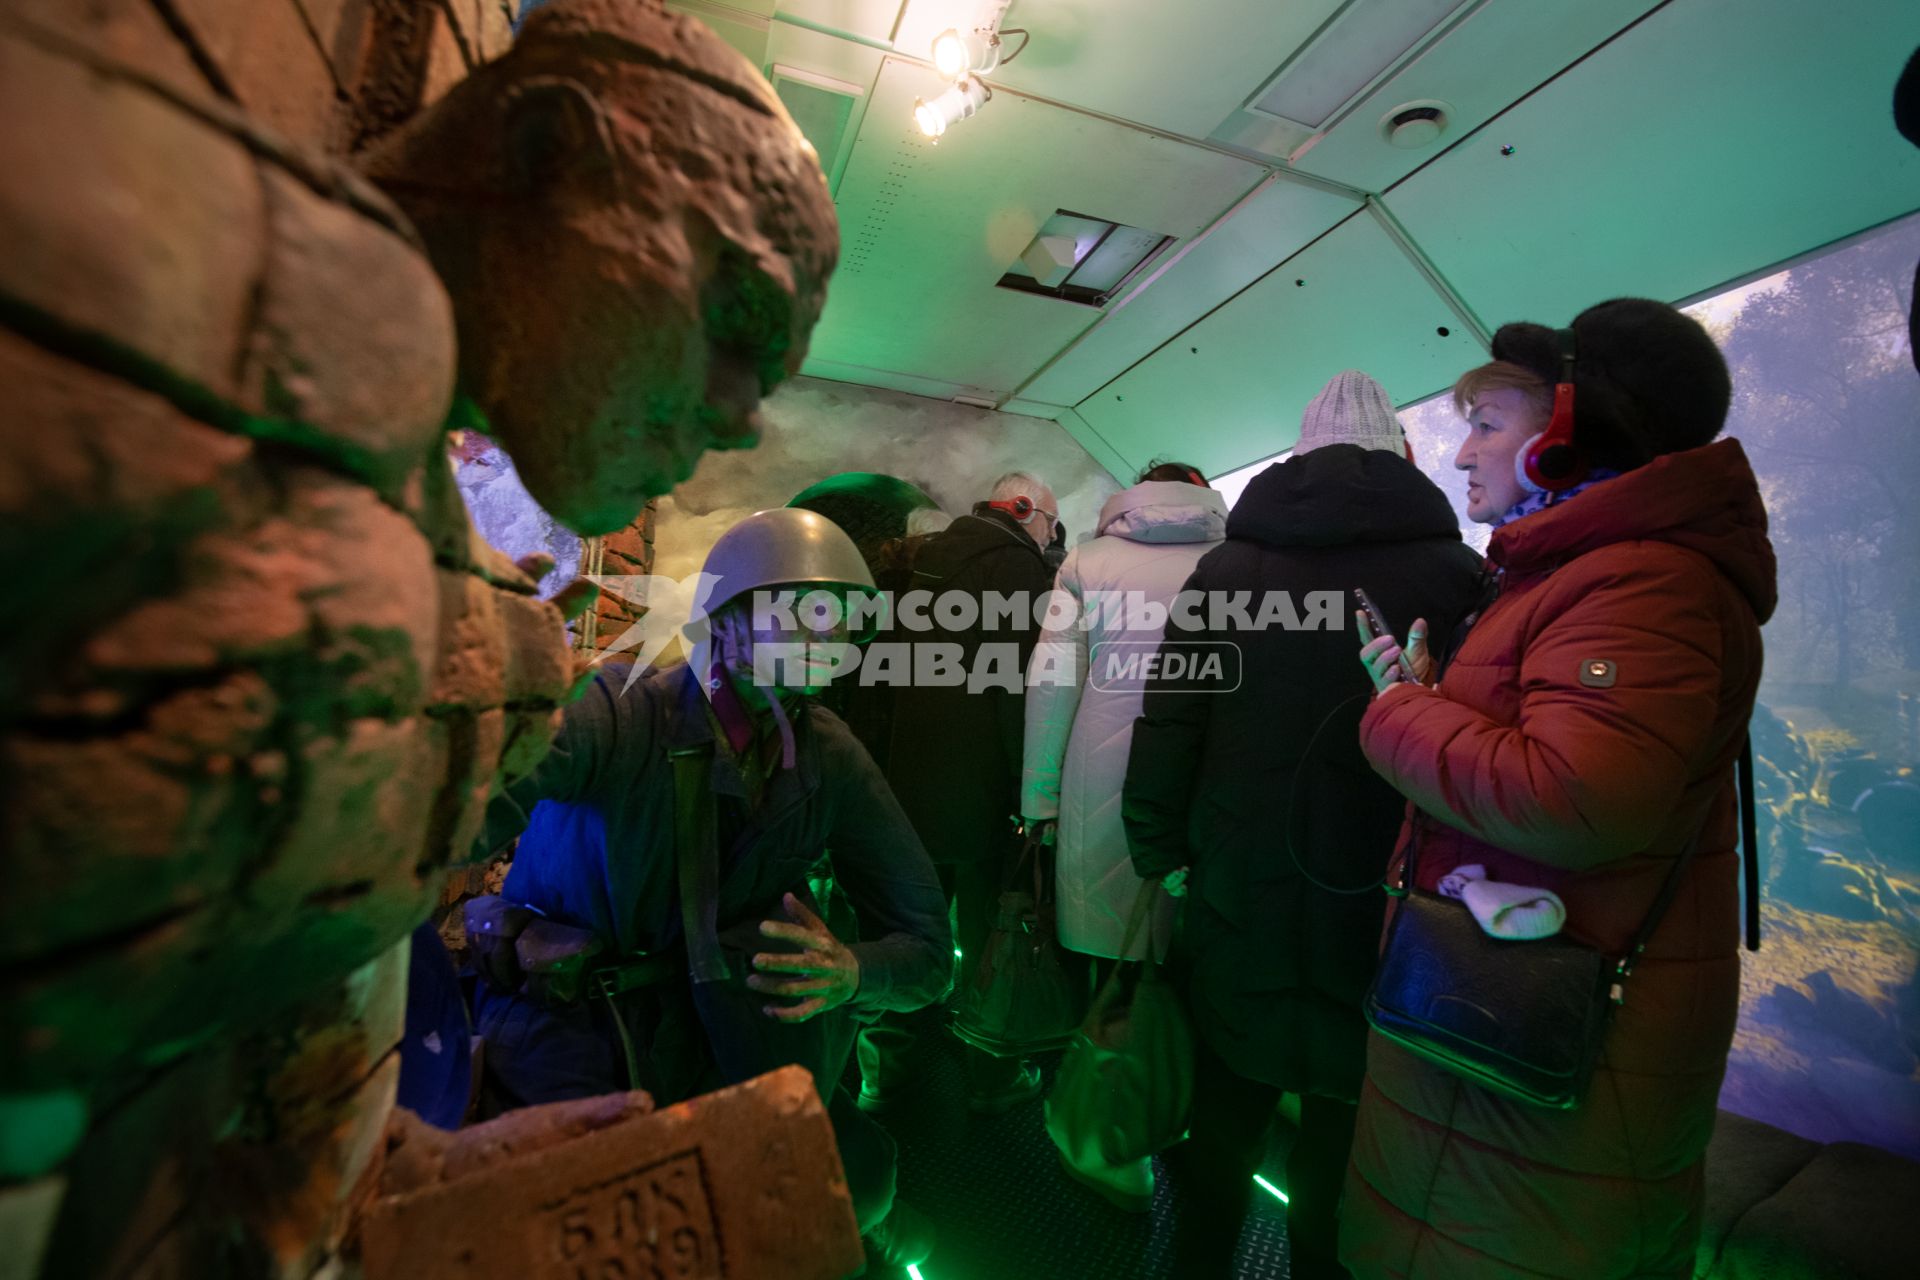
[1739,733,1762,952]
[1115,878,1159,964]
[669,744,730,985]
[1005,824,1049,901]
[1612,829,1702,991]
[1083,881,1163,1024]
[1621,735,1764,982]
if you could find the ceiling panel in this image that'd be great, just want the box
[1075,212,1475,476]
[776,0,905,45]
[1290,0,1664,193]
[803,56,1265,398]
[892,0,1346,140]
[1388,0,1920,333]
[1017,175,1363,405]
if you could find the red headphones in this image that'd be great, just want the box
[1184,468,1208,488]
[988,495,1036,520]
[1515,327,1588,493]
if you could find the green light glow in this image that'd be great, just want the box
[907,1266,926,1280]
[1253,1174,1290,1204]
[953,947,962,958]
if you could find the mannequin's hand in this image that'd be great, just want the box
[1161,867,1189,899]
[1356,612,1431,694]
[750,893,859,1022]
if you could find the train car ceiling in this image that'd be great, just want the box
[665,0,1920,480]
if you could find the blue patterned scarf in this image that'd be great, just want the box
[1494,468,1622,529]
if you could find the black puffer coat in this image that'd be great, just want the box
[885,509,1053,865]
[1123,444,1484,1098]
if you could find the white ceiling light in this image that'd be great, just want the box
[1250,0,1468,129]
[913,76,990,139]
[932,27,1002,80]
[911,2,1030,140]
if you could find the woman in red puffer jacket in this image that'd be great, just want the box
[1342,299,1776,1279]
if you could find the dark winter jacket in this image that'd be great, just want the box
[885,509,1054,865]
[481,662,950,1008]
[1122,445,1484,1099]
[1341,438,1776,1279]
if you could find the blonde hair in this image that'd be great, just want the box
[1452,360,1552,419]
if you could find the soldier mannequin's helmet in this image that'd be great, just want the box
[698,509,879,630]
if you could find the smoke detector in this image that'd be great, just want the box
[1380,100,1450,149]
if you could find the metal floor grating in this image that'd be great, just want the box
[849,1008,1295,1280]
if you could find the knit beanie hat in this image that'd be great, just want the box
[1490,298,1730,471]
[1294,370,1406,455]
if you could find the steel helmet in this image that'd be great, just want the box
[698,507,878,619]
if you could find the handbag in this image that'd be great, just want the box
[951,829,1088,1056]
[1363,817,1701,1109]
[1045,882,1193,1172]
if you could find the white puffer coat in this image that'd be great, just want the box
[1021,480,1228,958]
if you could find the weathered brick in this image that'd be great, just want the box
[10,0,208,97]
[170,0,343,147]
[603,525,651,562]
[80,470,437,719]
[295,0,377,91]
[360,1066,863,1280]
[0,331,259,723]
[257,716,444,899]
[4,674,276,962]
[441,705,508,860]
[427,569,507,709]
[498,586,572,703]
[0,30,263,403]
[418,4,469,108]
[439,1,517,68]
[240,167,456,495]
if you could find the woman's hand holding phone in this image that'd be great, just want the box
[1356,607,1432,694]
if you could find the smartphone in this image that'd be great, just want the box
[1354,587,1417,684]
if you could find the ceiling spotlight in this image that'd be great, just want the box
[913,75,990,139]
[931,27,1002,81]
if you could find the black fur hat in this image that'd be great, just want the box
[1490,298,1731,472]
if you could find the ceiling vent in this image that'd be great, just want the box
[1247,0,1468,130]
[1381,100,1451,148]
[997,210,1174,308]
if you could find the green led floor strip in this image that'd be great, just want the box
[899,1178,1286,1276]
[1254,1173,1290,1204]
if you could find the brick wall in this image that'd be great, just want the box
[0,5,553,1278]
